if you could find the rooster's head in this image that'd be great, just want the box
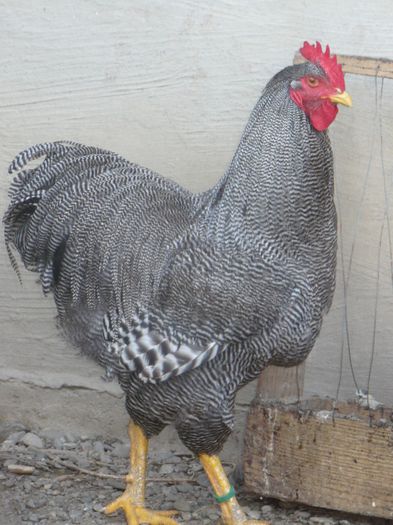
[289,41,352,132]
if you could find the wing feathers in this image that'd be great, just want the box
[103,309,223,383]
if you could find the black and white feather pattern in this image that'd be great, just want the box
[103,308,222,383]
[4,59,338,454]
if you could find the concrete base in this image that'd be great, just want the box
[0,374,254,462]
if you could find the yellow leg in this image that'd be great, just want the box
[199,453,269,525]
[104,421,179,525]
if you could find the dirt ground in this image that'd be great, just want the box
[0,421,388,525]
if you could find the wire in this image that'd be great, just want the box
[366,76,393,416]
[335,73,380,398]
[378,77,393,291]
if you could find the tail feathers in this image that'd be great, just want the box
[3,141,130,295]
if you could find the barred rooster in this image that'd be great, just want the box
[4,42,351,525]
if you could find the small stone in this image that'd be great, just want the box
[154,451,173,461]
[295,510,312,519]
[310,518,336,524]
[109,478,126,491]
[63,442,77,450]
[261,504,273,515]
[64,432,77,443]
[93,502,104,512]
[174,498,192,512]
[93,441,105,454]
[176,483,193,493]
[7,464,35,475]
[69,509,83,522]
[111,443,130,458]
[196,473,210,487]
[7,430,26,445]
[21,432,44,449]
[182,512,192,521]
[5,478,16,488]
[159,463,174,475]
[76,456,90,469]
[0,440,13,451]
[199,506,219,519]
[53,436,66,449]
[339,521,351,525]
[26,498,46,510]
[247,509,261,520]
[23,479,32,492]
[169,455,181,464]
[0,420,26,442]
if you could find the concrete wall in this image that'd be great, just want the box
[1,0,393,442]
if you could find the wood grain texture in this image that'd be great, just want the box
[256,365,305,403]
[294,51,393,79]
[1,1,393,430]
[244,399,393,518]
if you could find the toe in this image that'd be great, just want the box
[138,507,180,525]
[104,498,121,515]
[154,509,178,517]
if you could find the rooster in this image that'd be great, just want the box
[4,42,351,525]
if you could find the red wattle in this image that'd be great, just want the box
[308,101,338,131]
[290,88,338,132]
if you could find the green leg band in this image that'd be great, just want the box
[214,484,236,503]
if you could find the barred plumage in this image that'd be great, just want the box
[4,59,338,455]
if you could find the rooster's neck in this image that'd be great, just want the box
[204,82,336,251]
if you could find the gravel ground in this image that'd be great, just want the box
[0,421,385,525]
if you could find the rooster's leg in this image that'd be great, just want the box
[199,453,269,525]
[104,420,179,525]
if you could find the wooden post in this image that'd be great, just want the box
[256,364,305,403]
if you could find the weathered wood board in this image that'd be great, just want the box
[256,365,305,403]
[294,51,393,78]
[243,398,393,519]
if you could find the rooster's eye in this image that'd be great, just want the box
[307,77,319,87]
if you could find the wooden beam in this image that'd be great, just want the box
[243,398,393,519]
[294,51,393,79]
[256,364,305,404]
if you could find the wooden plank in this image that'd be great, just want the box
[243,399,393,519]
[294,51,393,79]
[256,364,305,403]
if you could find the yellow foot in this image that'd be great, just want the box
[104,492,179,525]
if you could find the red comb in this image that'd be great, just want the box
[300,41,345,91]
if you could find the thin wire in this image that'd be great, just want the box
[336,189,360,393]
[366,76,390,414]
[367,220,384,414]
[378,77,393,290]
[335,73,379,397]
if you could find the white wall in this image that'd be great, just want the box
[1,0,393,437]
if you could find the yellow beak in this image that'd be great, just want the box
[326,90,352,107]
